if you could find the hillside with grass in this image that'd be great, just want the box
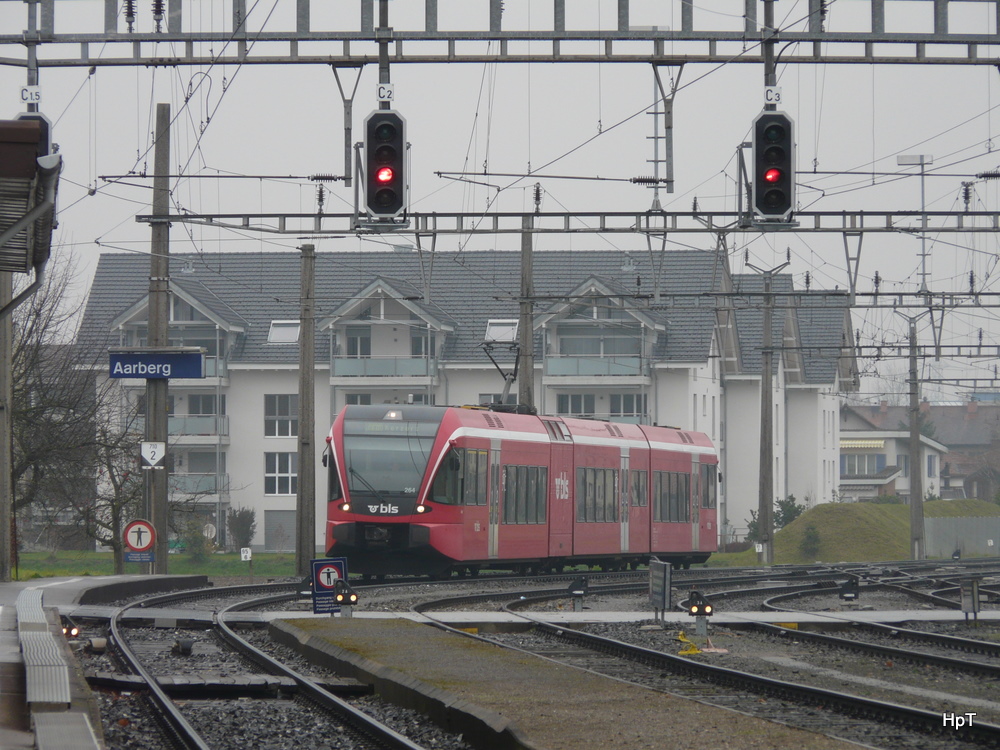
[713,498,1000,566]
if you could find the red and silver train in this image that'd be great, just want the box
[324,404,718,577]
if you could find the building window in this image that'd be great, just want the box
[927,454,937,478]
[264,394,298,437]
[265,452,297,495]
[841,453,886,476]
[610,393,646,418]
[345,393,372,406]
[187,451,225,474]
[346,326,371,357]
[557,393,595,417]
[896,454,910,478]
[410,331,436,357]
[408,393,436,405]
[557,323,641,357]
[136,394,175,415]
[188,394,225,415]
[267,320,300,344]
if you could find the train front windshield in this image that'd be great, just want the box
[341,418,438,498]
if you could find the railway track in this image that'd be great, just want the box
[411,581,1000,750]
[78,583,468,750]
[69,562,1000,748]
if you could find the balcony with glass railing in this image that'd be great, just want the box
[135,415,229,438]
[204,356,226,377]
[544,355,648,377]
[331,355,438,378]
[169,473,230,496]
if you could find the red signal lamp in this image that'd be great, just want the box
[376,166,395,183]
[763,167,783,184]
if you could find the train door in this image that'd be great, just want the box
[699,461,718,551]
[690,458,701,553]
[620,448,629,553]
[547,440,574,558]
[488,440,501,559]
[628,449,651,555]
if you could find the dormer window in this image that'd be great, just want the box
[268,321,300,344]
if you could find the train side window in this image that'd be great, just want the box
[678,473,691,522]
[525,467,536,523]
[500,465,547,524]
[701,464,717,509]
[431,448,463,505]
[463,450,489,506]
[652,472,663,522]
[607,468,618,522]
[536,467,547,523]
[576,468,586,522]
[516,465,529,523]
[476,451,488,505]
[502,466,517,523]
[594,470,606,522]
[585,469,596,521]
[329,456,342,502]
[666,473,677,521]
[631,470,647,507]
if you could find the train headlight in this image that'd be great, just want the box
[339,502,351,512]
[415,504,432,514]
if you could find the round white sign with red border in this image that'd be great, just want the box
[124,519,156,552]
[314,564,342,589]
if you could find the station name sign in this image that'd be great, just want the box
[109,347,205,379]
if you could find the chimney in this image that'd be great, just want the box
[880,400,888,413]
[920,398,930,414]
[967,399,979,417]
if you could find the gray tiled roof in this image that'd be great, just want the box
[730,274,851,380]
[77,249,849,384]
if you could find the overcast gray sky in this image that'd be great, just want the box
[2,0,999,402]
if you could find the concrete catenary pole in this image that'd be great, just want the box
[518,215,534,410]
[908,319,925,559]
[149,102,171,573]
[0,274,10,582]
[296,244,316,576]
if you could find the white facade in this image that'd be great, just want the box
[787,388,842,509]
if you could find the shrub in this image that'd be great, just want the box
[227,507,257,550]
[800,523,821,560]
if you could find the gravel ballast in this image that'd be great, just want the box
[271,617,862,750]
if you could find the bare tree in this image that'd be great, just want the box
[83,418,145,573]
[10,251,104,559]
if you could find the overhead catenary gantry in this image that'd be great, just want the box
[2,0,999,68]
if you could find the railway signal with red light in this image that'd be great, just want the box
[364,109,407,219]
[752,111,795,221]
